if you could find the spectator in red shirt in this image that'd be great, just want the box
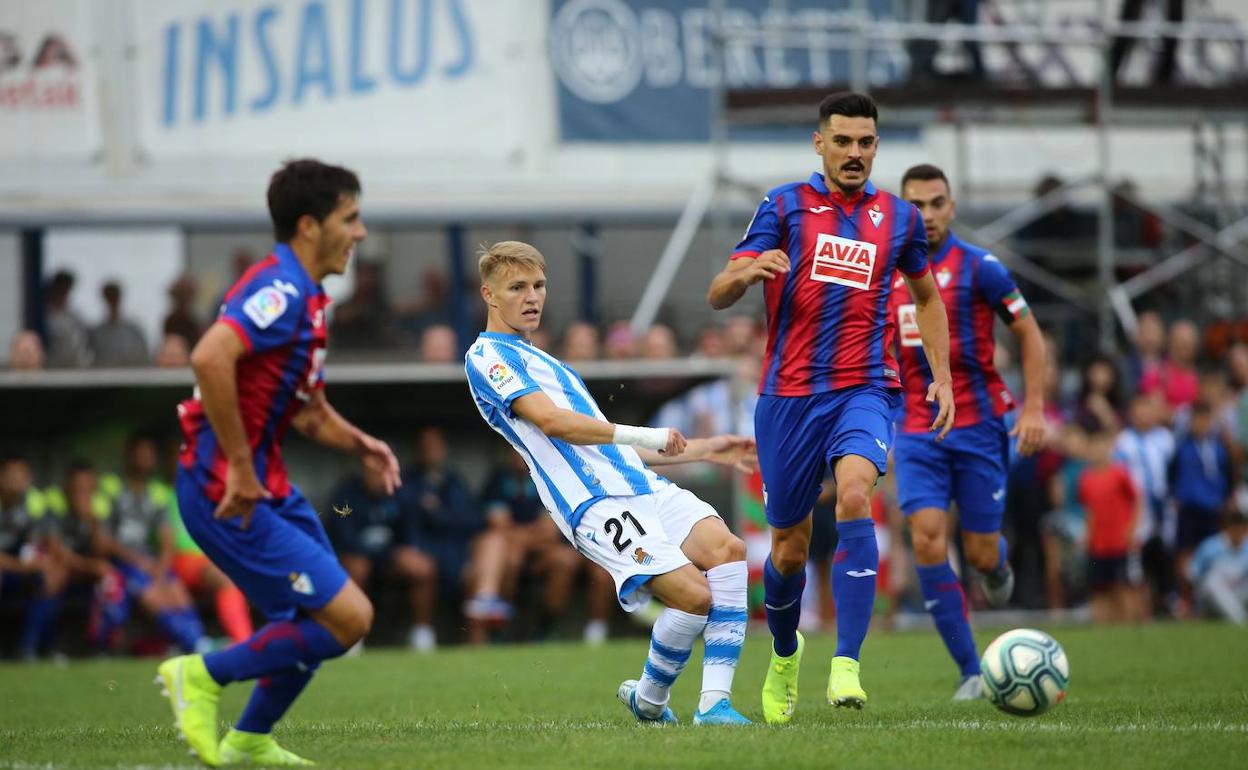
[1140,319,1200,413]
[1078,430,1143,624]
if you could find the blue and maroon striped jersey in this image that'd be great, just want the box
[888,233,1029,433]
[732,173,929,396]
[178,244,331,502]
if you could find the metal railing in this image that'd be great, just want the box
[629,1,1248,348]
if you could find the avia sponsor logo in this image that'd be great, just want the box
[0,30,81,110]
[897,303,922,348]
[810,234,876,290]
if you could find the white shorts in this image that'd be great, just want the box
[571,483,720,613]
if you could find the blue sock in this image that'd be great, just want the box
[917,562,980,677]
[763,557,805,657]
[235,663,319,734]
[204,619,346,685]
[832,519,878,660]
[21,596,58,654]
[157,608,205,653]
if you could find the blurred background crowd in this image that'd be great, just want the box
[4,282,1248,660]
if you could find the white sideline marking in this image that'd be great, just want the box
[295,717,1248,734]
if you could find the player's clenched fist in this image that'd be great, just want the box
[744,250,790,284]
[661,428,688,456]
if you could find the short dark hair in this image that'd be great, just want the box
[267,159,361,243]
[900,163,950,194]
[818,91,878,127]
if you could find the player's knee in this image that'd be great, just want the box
[677,583,713,616]
[836,483,871,520]
[965,538,999,572]
[910,527,946,564]
[770,544,809,577]
[708,534,747,566]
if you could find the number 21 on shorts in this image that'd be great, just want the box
[603,511,646,553]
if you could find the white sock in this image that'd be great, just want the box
[409,624,436,652]
[583,619,608,645]
[636,607,707,716]
[699,689,731,712]
[702,561,748,698]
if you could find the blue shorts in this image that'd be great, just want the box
[112,560,172,595]
[893,417,1009,533]
[175,469,347,622]
[755,385,901,530]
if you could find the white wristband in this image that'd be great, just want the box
[613,424,669,451]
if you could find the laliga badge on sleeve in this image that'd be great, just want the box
[243,286,289,329]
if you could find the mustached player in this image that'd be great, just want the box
[708,92,954,722]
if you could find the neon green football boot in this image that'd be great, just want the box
[827,655,868,709]
[219,728,315,766]
[155,654,222,766]
[761,631,804,725]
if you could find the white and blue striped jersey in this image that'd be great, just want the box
[465,331,668,539]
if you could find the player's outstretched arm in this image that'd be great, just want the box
[1008,312,1047,456]
[905,270,955,440]
[291,390,401,495]
[191,323,271,527]
[707,250,790,310]
[635,435,757,473]
[511,391,686,455]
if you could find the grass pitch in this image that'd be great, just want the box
[1,623,1245,769]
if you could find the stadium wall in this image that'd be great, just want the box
[1,0,1246,219]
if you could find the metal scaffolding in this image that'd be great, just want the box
[630,1,1248,350]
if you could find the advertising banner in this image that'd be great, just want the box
[0,0,100,160]
[132,0,535,159]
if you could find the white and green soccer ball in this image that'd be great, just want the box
[979,628,1069,717]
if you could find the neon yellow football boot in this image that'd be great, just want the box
[761,631,804,725]
[155,654,222,766]
[827,655,868,709]
[219,728,315,766]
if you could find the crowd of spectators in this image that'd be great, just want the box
[0,426,628,660]
[1010,310,1248,625]
[7,252,1248,659]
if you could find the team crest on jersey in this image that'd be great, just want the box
[936,268,953,289]
[289,572,315,596]
[487,361,516,390]
[243,286,288,329]
[810,234,877,290]
[632,547,653,566]
[868,204,884,228]
[897,304,922,347]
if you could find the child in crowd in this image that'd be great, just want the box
[1079,430,1142,624]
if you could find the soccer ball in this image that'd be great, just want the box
[979,628,1069,716]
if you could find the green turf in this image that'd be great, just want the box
[1,623,1246,769]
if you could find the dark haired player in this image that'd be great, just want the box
[158,159,400,767]
[709,92,954,721]
[888,164,1046,700]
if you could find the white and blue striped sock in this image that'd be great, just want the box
[701,561,748,711]
[636,608,707,715]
